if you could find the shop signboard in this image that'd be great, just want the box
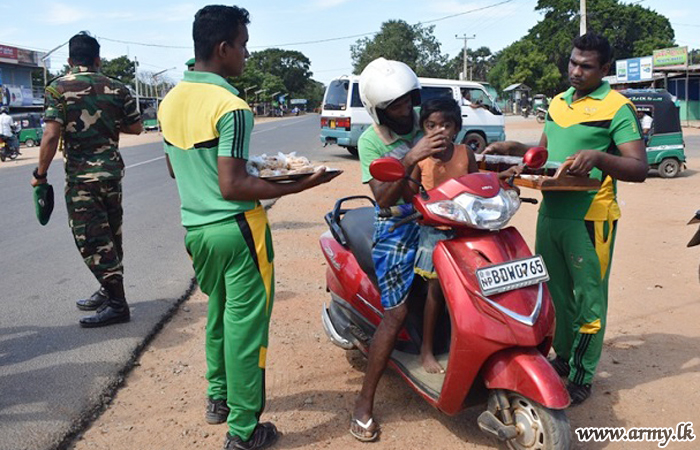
[615,56,653,82]
[0,45,18,61]
[653,46,688,68]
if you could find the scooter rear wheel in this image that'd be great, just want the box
[499,392,571,450]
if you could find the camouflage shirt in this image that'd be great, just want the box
[44,66,141,183]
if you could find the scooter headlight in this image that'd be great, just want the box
[427,188,520,230]
[426,200,469,223]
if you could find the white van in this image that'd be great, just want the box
[319,75,505,156]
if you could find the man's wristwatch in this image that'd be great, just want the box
[33,167,47,180]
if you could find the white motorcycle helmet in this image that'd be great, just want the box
[359,57,421,125]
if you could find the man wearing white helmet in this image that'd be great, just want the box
[351,57,449,442]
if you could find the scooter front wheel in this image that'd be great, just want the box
[488,391,571,450]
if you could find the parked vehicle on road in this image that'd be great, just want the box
[320,147,571,449]
[620,89,686,178]
[319,76,505,156]
[11,112,43,147]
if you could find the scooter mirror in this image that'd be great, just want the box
[369,157,405,182]
[523,146,548,170]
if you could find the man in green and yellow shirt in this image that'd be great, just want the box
[158,6,339,450]
[485,32,647,405]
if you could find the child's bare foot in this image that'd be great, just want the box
[421,352,445,374]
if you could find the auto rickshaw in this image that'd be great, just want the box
[11,112,44,147]
[620,89,686,178]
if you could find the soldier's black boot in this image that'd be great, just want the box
[79,280,130,328]
[76,287,109,311]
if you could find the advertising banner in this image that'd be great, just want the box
[616,60,628,82]
[640,56,653,80]
[653,47,688,68]
[0,45,18,61]
[17,48,40,67]
[21,86,34,106]
[615,56,653,82]
[7,86,23,107]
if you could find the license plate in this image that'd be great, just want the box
[476,255,549,296]
[330,120,336,129]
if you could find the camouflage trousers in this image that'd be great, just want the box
[65,180,123,285]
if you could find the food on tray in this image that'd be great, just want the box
[286,154,311,171]
[247,152,321,178]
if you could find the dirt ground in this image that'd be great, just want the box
[68,119,700,450]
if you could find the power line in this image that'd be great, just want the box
[97,36,190,49]
[39,0,516,53]
[419,0,515,25]
[673,22,700,28]
[249,0,516,48]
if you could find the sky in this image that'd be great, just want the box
[1,0,699,86]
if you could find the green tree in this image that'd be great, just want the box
[260,74,286,103]
[245,49,312,95]
[490,0,675,95]
[350,20,449,77]
[100,55,136,86]
[231,66,267,102]
[447,46,495,81]
[297,79,325,110]
[488,40,561,94]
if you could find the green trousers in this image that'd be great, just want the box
[536,214,617,386]
[185,206,275,440]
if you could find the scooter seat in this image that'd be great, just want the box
[340,207,378,286]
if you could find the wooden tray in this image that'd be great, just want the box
[513,160,601,191]
[478,158,601,191]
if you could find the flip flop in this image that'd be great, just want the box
[350,416,379,442]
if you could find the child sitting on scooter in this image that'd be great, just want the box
[411,97,517,373]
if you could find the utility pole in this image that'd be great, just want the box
[580,0,587,36]
[455,34,476,80]
[40,41,69,87]
[134,57,140,113]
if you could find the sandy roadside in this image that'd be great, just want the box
[63,116,700,450]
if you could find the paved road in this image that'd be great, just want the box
[685,134,700,159]
[0,114,344,450]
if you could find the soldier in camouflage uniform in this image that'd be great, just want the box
[31,32,143,328]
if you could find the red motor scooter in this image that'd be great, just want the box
[319,147,571,449]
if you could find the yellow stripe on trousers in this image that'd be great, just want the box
[593,218,614,280]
